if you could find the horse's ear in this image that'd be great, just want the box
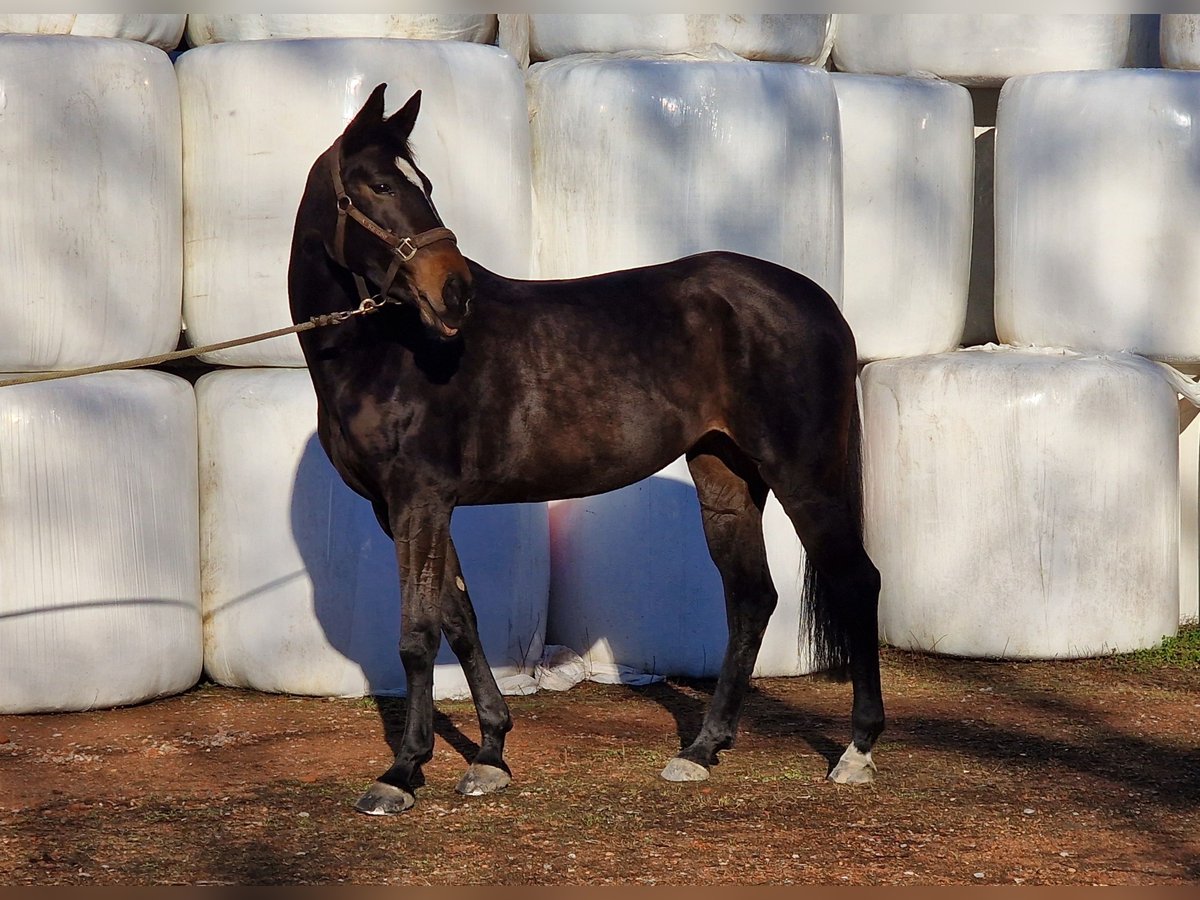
[386,90,422,142]
[342,83,388,154]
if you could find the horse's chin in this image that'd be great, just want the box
[414,292,462,340]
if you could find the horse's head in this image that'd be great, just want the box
[326,84,473,339]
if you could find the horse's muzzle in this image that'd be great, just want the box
[417,270,473,340]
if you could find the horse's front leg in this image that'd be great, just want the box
[355,501,452,815]
[439,535,513,797]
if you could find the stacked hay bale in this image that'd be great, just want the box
[2,15,1193,716]
[843,15,1193,651]
[0,29,199,712]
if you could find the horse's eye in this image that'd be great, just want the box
[370,183,394,195]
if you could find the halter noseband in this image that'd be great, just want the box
[328,137,458,305]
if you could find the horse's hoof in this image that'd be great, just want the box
[354,781,415,815]
[827,744,877,785]
[456,764,511,797]
[660,757,710,782]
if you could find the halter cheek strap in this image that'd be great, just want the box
[328,138,458,304]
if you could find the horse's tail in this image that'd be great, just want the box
[800,395,864,682]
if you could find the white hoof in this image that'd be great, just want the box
[660,757,710,782]
[827,744,877,785]
[456,763,511,797]
[354,781,416,815]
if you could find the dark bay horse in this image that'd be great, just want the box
[288,84,884,815]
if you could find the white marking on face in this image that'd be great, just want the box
[395,156,427,197]
[455,575,466,591]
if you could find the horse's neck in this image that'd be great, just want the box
[288,231,359,323]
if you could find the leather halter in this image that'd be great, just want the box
[328,137,458,305]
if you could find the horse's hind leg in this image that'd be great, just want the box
[439,535,514,797]
[770,473,884,785]
[661,439,777,782]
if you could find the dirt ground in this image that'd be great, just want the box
[1,642,1197,886]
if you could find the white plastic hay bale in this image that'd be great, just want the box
[1180,395,1200,625]
[528,50,842,297]
[0,36,182,372]
[196,368,550,700]
[862,347,1179,659]
[832,73,974,362]
[177,38,531,366]
[528,14,834,63]
[547,459,817,680]
[0,372,201,714]
[1150,360,1200,625]
[1162,15,1200,69]
[994,70,1200,364]
[832,15,1130,87]
[0,15,185,49]
[185,14,497,46]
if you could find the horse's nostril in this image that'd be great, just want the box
[444,272,473,314]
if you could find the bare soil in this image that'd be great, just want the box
[1,646,1197,886]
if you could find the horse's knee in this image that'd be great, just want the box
[399,623,440,671]
[728,587,778,642]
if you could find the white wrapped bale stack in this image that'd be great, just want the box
[185,15,497,45]
[532,51,842,679]
[863,348,1179,659]
[832,74,974,362]
[832,15,1130,87]
[528,14,834,63]
[0,15,185,49]
[528,50,842,296]
[1161,15,1200,69]
[994,70,1200,363]
[0,372,201,713]
[197,369,550,700]
[177,38,531,366]
[0,36,182,372]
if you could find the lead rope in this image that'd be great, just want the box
[0,296,389,389]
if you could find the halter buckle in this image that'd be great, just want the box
[396,237,418,262]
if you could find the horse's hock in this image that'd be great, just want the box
[1,16,1199,716]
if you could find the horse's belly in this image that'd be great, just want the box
[462,406,703,505]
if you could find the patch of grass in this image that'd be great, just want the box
[737,766,814,785]
[585,745,668,766]
[1104,622,1200,672]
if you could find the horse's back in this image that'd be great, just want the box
[475,250,848,354]
[471,249,855,406]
